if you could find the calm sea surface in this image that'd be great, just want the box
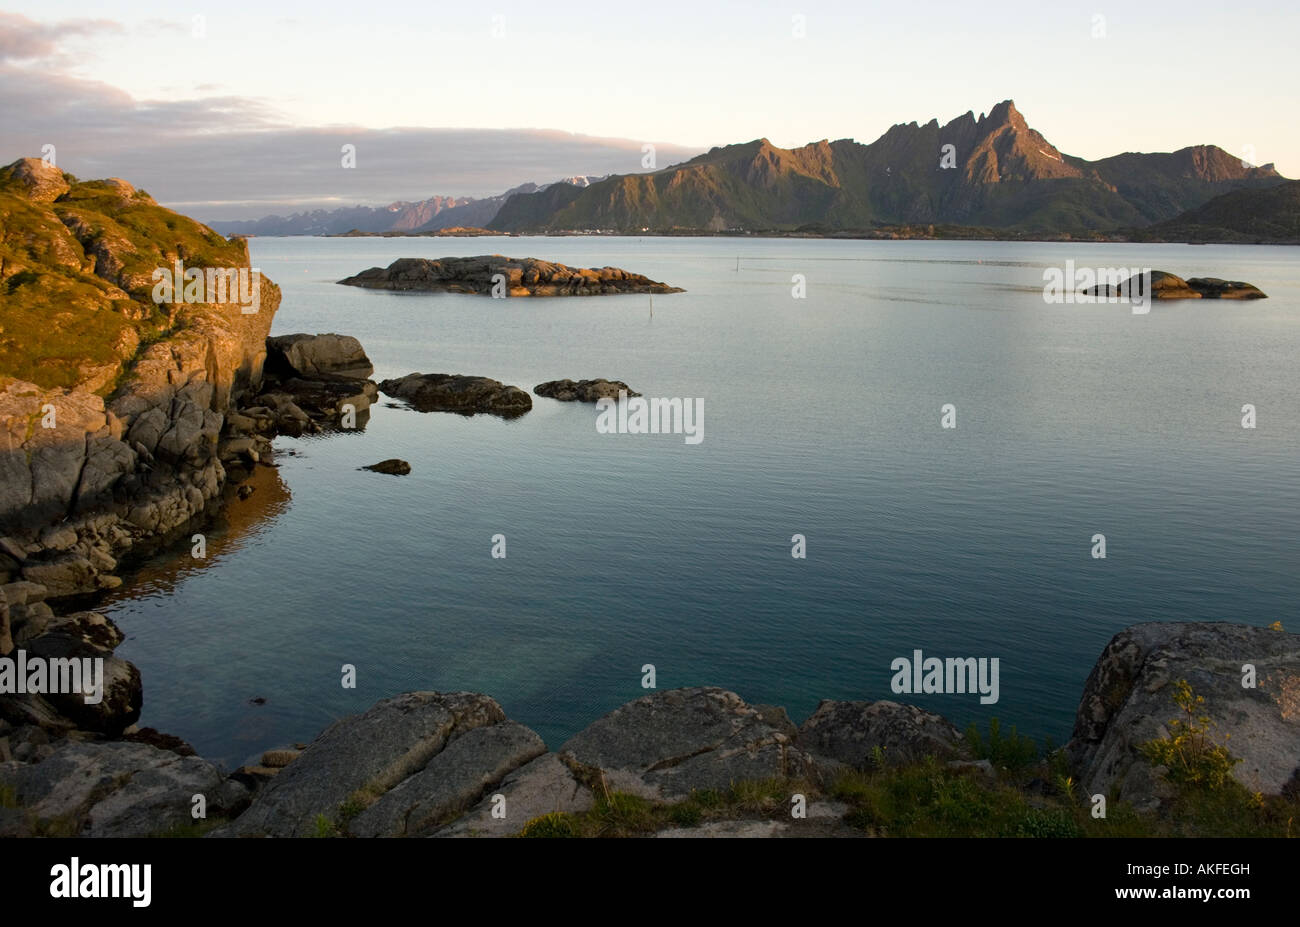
[103,236,1300,768]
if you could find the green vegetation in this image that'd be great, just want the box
[518,811,581,838]
[0,161,250,393]
[514,704,1296,837]
[517,777,806,838]
[963,717,1039,774]
[312,813,337,838]
[1139,680,1241,789]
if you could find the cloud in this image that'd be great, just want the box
[0,60,701,221]
[0,18,703,221]
[0,12,121,63]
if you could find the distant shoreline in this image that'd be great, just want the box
[248,228,1299,246]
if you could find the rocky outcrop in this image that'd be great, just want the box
[534,379,641,402]
[1083,270,1267,300]
[1067,622,1300,812]
[0,158,281,595]
[338,255,683,296]
[379,373,532,418]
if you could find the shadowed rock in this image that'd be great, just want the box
[266,333,374,380]
[361,459,411,476]
[534,379,641,402]
[796,699,966,768]
[0,740,242,836]
[379,373,532,418]
[1083,270,1266,300]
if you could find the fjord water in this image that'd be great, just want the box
[104,237,1300,768]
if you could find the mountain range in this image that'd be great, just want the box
[208,176,606,237]
[489,101,1286,234]
[208,102,1294,240]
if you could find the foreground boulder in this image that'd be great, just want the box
[379,373,532,418]
[266,333,374,380]
[338,255,683,296]
[797,699,966,768]
[0,740,241,836]
[349,721,545,836]
[558,687,817,800]
[1067,622,1300,812]
[534,379,641,402]
[219,691,509,837]
[432,753,595,837]
[0,592,142,736]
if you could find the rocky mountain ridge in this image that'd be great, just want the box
[489,101,1285,233]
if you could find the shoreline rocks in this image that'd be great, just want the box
[379,373,532,418]
[338,255,683,297]
[4,619,1297,836]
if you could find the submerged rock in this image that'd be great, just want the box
[379,373,532,418]
[534,379,641,402]
[1185,277,1268,299]
[360,459,411,476]
[338,255,683,296]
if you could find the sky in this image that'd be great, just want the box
[3,1,1297,220]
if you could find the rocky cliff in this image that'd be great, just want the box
[0,158,280,596]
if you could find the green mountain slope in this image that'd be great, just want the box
[0,158,251,392]
[1136,179,1300,243]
